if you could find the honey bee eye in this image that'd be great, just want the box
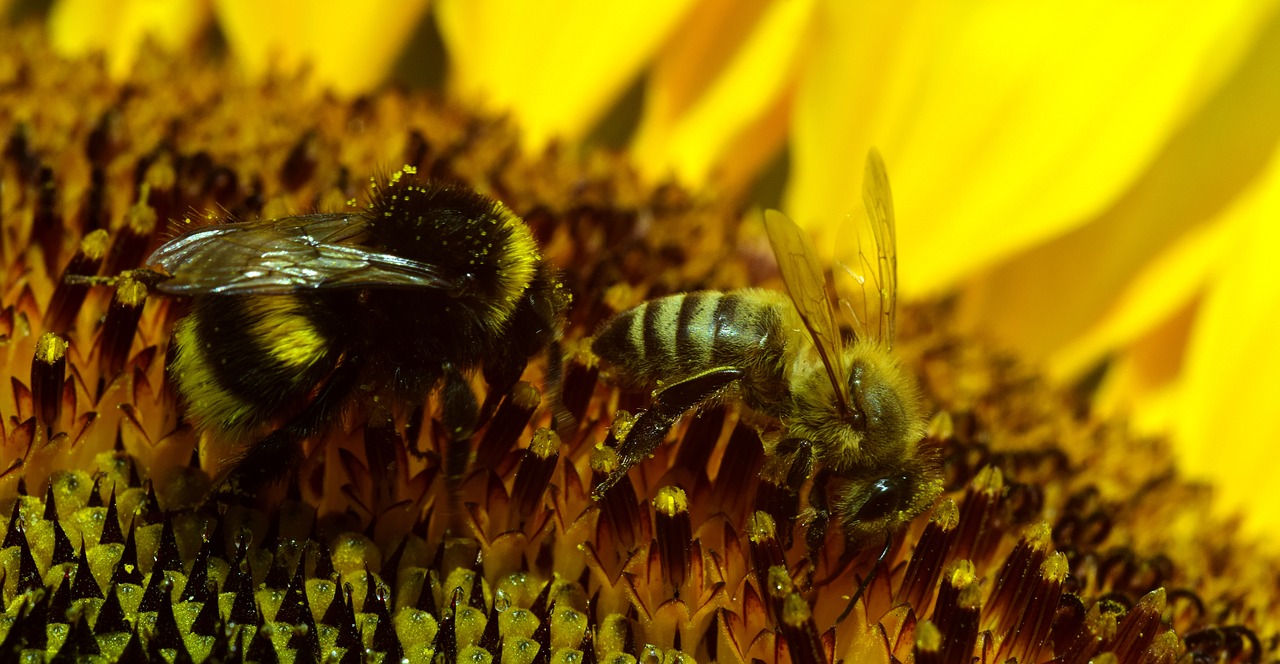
[847,405,865,431]
[855,474,909,523]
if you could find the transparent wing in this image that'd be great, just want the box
[763,209,851,420]
[862,149,898,345]
[833,149,899,348]
[147,213,460,295]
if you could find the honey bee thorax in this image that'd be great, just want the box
[593,289,792,407]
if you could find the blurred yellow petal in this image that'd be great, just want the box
[1175,146,1280,535]
[787,0,1278,296]
[631,0,812,189]
[435,0,694,152]
[1092,301,1197,437]
[215,0,429,95]
[49,0,211,77]
[955,6,1280,367]
[1049,216,1240,381]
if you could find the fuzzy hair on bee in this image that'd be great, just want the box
[143,166,570,492]
[591,151,942,616]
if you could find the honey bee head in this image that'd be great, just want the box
[845,340,927,459]
[790,339,927,473]
[829,439,945,546]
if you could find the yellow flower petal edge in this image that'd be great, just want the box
[435,0,695,152]
[631,0,812,188]
[1047,215,1240,383]
[49,0,211,77]
[788,0,1278,296]
[951,1,1280,369]
[214,0,430,95]
[1176,146,1280,538]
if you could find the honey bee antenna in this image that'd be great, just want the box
[835,533,892,624]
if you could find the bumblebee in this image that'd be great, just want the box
[592,151,941,554]
[147,167,569,491]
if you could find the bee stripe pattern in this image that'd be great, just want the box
[595,290,788,393]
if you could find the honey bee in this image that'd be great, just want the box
[591,150,941,566]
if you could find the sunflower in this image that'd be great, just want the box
[0,1,1271,661]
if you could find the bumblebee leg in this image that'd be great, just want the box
[216,360,360,497]
[592,367,744,500]
[403,401,431,460]
[543,339,578,441]
[480,346,530,423]
[441,364,479,484]
[477,376,510,426]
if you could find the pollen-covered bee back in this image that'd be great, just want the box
[148,166,570,492]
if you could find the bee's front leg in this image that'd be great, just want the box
[802,468,833,588]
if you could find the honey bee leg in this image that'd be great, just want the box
[803,468,832,585]
[592,367,744,500]
[763,437,816,549]
[441,364,479,484]
[783,438,816,490]
[756,479,799,549]
[835,534,893,624]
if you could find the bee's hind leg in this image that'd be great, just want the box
[211,361,361,500]
[591,367,744,500]
[440,363,479,486]
[403,401,431,460]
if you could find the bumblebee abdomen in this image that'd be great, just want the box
[170,294,341,436]
[593,289,790,392]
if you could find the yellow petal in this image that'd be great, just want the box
[1047,216,1241,381]
[50,0,211,77]
[787,0,1278,296]
[48,0,115,55]
[630,0,813,188]
[954,4,1280,367]
[1175,147,1280,536]
[435,0,695,152]
[215,0,429,95]
[1092,301,1197,436]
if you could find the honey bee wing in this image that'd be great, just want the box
[862,149,898,345]
[763,209,852,417]
[148,213,460,295]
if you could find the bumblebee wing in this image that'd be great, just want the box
[862,149,898,345]
[148,213,459,295]
[763,209,852,419]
